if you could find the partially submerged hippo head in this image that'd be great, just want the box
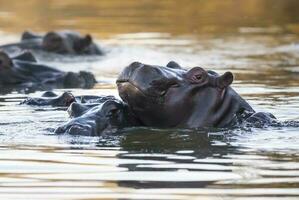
[1,30,103,55]
[0,51,37,85]
[117,61,254,128]
[0,51,96,90]
[55,99,137,136]
[40,31,102,55]
[21,91,75,107]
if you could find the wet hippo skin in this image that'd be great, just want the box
[21,91,140,136]
[117,61,277,128]
[20,92,76,107]
[54,98,140,136]
[0,30,103,55]
[21,91,117,108]
[0,51,97,90]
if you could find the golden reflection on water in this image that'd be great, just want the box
[0,1,299,200]
[0,0,299,36]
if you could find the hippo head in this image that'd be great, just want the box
[0,51,39,84]
[42,31,98,54]
[0,51,23,84]
[55,100,131,136]
[20,91,75,107]
[117,61,253,128]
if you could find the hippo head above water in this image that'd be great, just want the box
[55,99,138,136]
[117,61,255,128]
[38,31,101,55]
[1,30,103,55]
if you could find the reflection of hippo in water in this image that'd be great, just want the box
[117,61,277,128]
[0,51,97,90]
[0,30,103,55]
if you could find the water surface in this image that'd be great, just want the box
[0,0,299,199]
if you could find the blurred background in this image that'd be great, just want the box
[1,0,299,37]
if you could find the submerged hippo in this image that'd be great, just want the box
[117,61,277,128]
[21,91,116,108]
[20,91,76,107]
[21,91,140,136]
[54,98,139,136]
[0,30,103,55]
[0,51,96,90]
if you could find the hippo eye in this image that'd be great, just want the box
[107,108,120,118]
[186,67,208,84]
[42,32,65,52]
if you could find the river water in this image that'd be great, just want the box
[0,0,299,199]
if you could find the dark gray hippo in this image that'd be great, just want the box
[0,51,96,91]
[0,30,103,55]
[54,98,140,136]
[20,91,76,107]
[21,91,116,108]
[117,61,277,128]
[21,91,140,136]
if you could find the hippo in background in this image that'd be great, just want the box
[0,30,103,55]
[117,61,277,128]
[0,51,97,91]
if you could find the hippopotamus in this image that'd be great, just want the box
[0,30,103,55]
[20,91,139,136]
[0,51,97,91]
[20,91,76,107]
[21,91,116,108]
[117,61,277,128]
[54,98,139,136]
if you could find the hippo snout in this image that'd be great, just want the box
[54,123,94,136]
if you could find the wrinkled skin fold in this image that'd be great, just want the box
[0,51,97,91]
[0,30,103,55]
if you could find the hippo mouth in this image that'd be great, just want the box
[116,81,148,98]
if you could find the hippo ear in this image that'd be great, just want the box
[217,72,234,88]
[21,31,40,41]
[74,34,92,52]
[166,61,182,69]
[12,51,37,63]
[185,67,208,84]
[0,51,12,69]
[83,34,92,45]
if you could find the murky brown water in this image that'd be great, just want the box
[0,0,299,199]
